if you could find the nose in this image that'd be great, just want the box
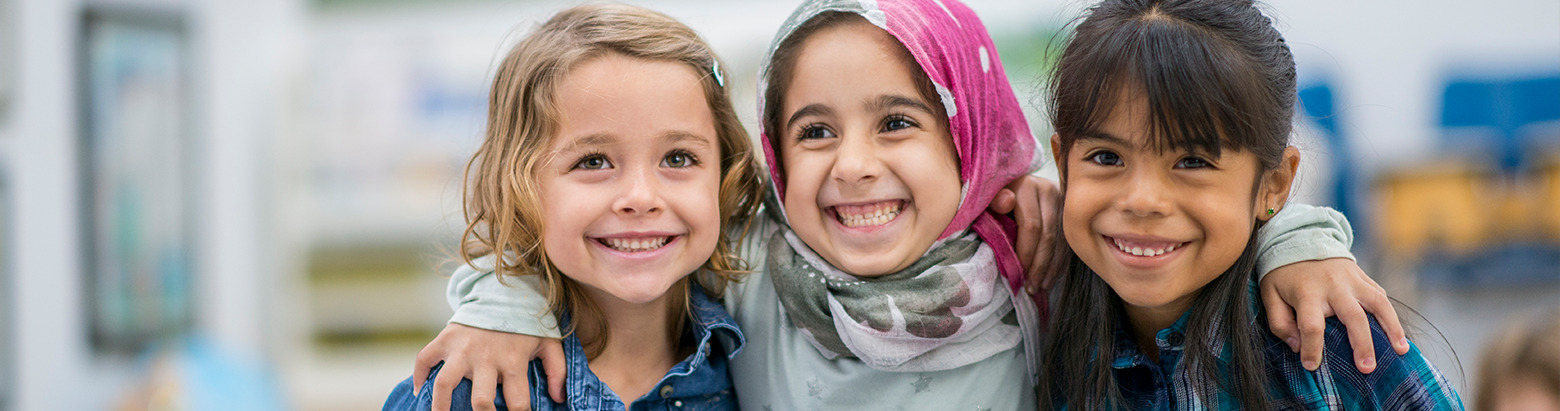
[830,132,884,186]
[1119,169,1172,218]
[613,166,664,216]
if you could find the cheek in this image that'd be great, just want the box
[1060,195,1095,253]
[779,154,823,208]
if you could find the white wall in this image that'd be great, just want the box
[2,0,304,408]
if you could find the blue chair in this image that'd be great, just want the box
[1298,81,1361,238]
[1438,74,1560,172]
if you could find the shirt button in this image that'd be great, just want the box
[660,385,675,398]
[674,400,684,407]
[1166,332,1184,346]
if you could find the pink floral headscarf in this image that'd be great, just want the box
[758,0,1041,292]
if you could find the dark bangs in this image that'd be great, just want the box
[1049,0,1293,173]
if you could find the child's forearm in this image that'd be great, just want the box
[446,259,563,338]
[1255,203,1356,279]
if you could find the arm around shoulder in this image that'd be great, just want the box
[447,258,562,338]
[1256,203,1356,278]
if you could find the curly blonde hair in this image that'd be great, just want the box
[461,3,763,355]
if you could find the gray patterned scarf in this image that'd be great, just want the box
[767,227,1025,372]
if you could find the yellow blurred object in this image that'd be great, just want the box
[1374,161,1493,257]
[1542,154,1560,241]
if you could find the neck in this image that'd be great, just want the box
[1121,296,1194,362]
[575,285,685,404]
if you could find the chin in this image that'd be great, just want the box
[829,252,910,277]
[1114,288,1177,310]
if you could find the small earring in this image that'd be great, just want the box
[1266,208,1276,216]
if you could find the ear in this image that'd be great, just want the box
[1049,133,1065,182]
[1256,147,1301,221]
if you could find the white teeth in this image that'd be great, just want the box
[1114,238,1178,257]
[603,236,671,252]
[836,203,903,228]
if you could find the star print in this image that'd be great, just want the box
[807,378,825,398]
[911,375,932,393]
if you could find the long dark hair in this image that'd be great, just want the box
[1039,0,1297,409]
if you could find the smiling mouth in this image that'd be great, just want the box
[831,200,904,228]
[596,236,676,252]
[1107,236,1188,257]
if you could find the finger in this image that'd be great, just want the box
[470,367,499,411]
[1025,221,1050,294]
[1014,214,1040,292]
[1335,299,1378,374]
[1296,300,1329,372]
[539,340,568,403]
[431,360,468,411]
[412,345,442,397]
[1370,295,1410,355]
[1260,281,1300,353]
[990,189,1016,215]
[1356,270,1410,355]
[502,370,532,411]
[1037,181,1061,290]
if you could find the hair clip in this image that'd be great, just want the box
[711,59,726,88]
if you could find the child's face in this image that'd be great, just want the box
[777,21,963,277]
[1057,96,1275,320]
[538,54,722,306]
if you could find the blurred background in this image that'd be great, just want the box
[0,0,1555,409]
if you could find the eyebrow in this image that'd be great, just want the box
[559,131,712,152]
[866,94,935,115]
[784,94,938,131]
[661,131,713,148]
[785,104,833,131]
[561,133,617,151]
[1076,131,1130,147]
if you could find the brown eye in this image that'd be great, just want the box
[1086,151,1122,166]
[882,115,917,132]
[1175,156,1211,169]
[661,150,699,168]
[574,154,612,170]
[797,124,835,141]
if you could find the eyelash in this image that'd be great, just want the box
[570,150,702,170]
[1082,150,1216,169]
[795,123,834,142]
[1085,150,1121,166]
[572,152,611,170]
[882,114,918,132]
[1176,156,1212,169]
[662,149,701,168]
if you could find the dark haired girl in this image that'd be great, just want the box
[1039,0,1464,409]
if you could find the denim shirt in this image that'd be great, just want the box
[1072,281,1463,410]
[384,283,744,411]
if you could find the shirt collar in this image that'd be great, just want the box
[1110,309,1196,370]
[1109,280,1259,370]
[554,281,742,408]
[686,281,745,359]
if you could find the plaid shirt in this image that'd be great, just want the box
[1102,286,1464,410]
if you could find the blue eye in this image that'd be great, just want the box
[662,150,699,168]
[882,115,917,132]
[1086,151,1122,166]
[796,124,835,141]
[574,154,612,170]
[1175,156,1212,169]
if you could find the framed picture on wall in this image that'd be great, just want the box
[0,162,11,411]
[0,0,15,123]
[78,7,195,353]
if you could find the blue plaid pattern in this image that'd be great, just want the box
[1095,285,1464,410]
